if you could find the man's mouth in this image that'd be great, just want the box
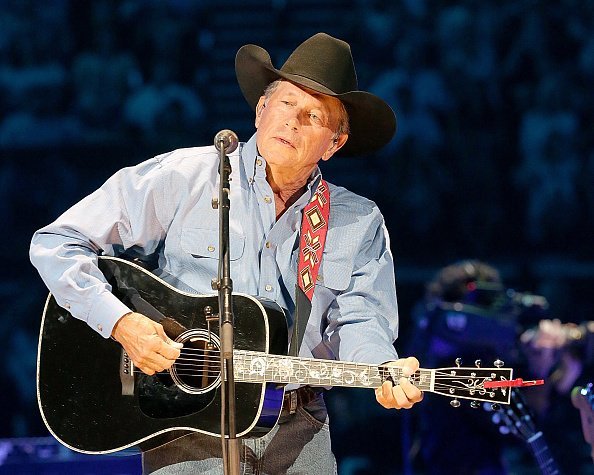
[275,137,295,148]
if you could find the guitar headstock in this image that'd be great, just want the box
[430,359,512,406]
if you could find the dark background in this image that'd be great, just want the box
[1,0,593,473]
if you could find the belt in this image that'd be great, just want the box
[282,386,323,416]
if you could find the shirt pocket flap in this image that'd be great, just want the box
[180,227,245,261]
[317,260,351,291]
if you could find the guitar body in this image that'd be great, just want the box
[37,257,289,454]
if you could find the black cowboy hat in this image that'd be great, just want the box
[235,32,396,157]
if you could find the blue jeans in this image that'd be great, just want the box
[143,394,337,474]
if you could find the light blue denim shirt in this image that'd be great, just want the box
[30,134,399,364]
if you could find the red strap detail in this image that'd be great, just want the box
[484,378,545,389]
[297,180,330,301]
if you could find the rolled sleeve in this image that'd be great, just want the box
[333,245,399,364]
[30,155,172,337]
[313,198,400,364]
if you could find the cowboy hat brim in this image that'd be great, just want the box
[235,43,397,157]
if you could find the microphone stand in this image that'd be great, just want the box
[213,130,240,475]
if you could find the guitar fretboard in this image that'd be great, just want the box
[233,350,433,390]
[527,432,560,475]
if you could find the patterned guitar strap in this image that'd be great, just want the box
[291,179,330,357]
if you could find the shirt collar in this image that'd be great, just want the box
[241,133,259,180]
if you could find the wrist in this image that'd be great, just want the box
[111,311,134,341]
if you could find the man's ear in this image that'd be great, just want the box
[322,134,349,161]
[254,96,266,128]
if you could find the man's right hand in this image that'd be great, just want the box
[111,312,183,375]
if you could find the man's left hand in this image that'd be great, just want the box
[375,357,423,409]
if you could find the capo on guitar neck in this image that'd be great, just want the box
[484,378,544,389]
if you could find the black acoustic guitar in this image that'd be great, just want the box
[37,256,514,455]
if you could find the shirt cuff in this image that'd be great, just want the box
[86,291,132,338]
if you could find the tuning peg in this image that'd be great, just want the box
[455,358,462,367]
[470,400,480,409]
[475,359,481,368]
[491,403,500,411]
[494,359,504,368]
[450,399,461,408]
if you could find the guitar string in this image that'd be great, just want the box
[174,350,510,378]
[127,367,504,398]
[128,368,496,394]
[179,348,511,371]
[165,359,503,384]
[125,371,498,398]
[135,356,503,382]
[129,369,438,390]
[133,365,503,390]
[175,350,497,370]
[175,350,509,380]
[151,373,488,391]
[129,347,506,394]
[178,346,511,371]
[172,354,414,373]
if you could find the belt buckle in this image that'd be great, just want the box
[289,390,298,415]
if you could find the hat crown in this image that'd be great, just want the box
[235,32,396,156]
[281,33,358,94]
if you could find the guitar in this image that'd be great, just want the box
[487,388,561,475]
[37,256,514,455]
[571,383,594,463]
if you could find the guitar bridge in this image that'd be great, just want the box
[120,349,134,396]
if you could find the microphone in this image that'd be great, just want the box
[214,129,239,154]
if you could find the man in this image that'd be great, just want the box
[30,32,422,474]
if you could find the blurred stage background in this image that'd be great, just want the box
[1,1,593,473]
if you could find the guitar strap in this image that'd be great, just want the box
[290,179,330,356]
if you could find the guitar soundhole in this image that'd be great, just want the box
[170,330,222,395]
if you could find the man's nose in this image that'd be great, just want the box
[285,114,300,130]
[285,108,309,130]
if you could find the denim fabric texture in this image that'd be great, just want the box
[144,394,336,475]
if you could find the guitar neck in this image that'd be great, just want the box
[526,432,561,475]
[233,350,433,390]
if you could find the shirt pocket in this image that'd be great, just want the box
[180,227,245,261]
[316,260,351,292]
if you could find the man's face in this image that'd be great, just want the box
[255,81,348,174]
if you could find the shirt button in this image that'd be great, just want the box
[207,245,215,252]
[265,241,271,249]
[256,159,262,166]
[265,284,273,292]
[97,324,103,332]
[264,196,272,204]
